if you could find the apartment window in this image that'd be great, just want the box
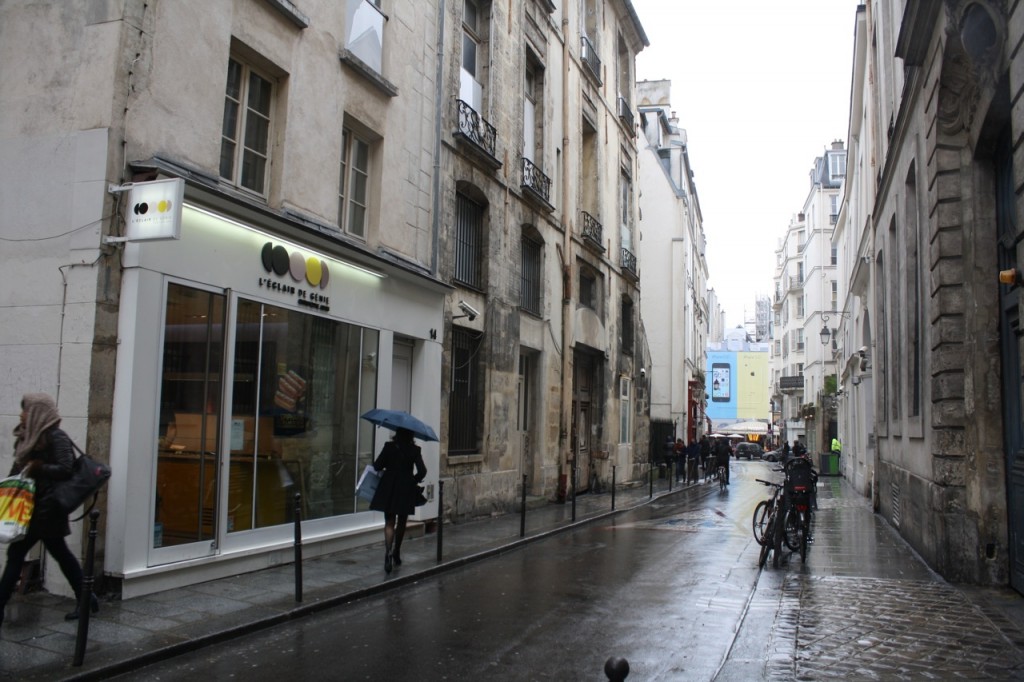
[831,281,838,311]
[220,58,274,196]
[523,56,544,163]
[520,233,542,315]
[460,0,487,110]
[621,296,634,354]
[831,246,838,266]
[619,169,633,254]
[796,296,805,318]
[455,192,484,289]
[345,0,385,73]
[829,152,847,181]
[619,376,632,444]
[517,353,531,432]
[339,128,370,238]
[579,265,600,313]
[450,327,483,454]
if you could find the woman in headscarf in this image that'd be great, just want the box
[369,427,426,573]
[0,393,97,630]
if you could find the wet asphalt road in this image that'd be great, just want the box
[108,461,1024,681]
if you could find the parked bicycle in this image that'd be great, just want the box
[779,457,817,564]
[753,479,783,568]
[718,465,727,491]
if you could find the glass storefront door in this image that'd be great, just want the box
[154,283,226,559]
[153,283,380,564]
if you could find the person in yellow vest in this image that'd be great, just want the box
[831,437,841,455]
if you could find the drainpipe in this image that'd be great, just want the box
[559,7,573,493]
[430,0,446,276]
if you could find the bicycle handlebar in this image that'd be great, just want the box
[755,478,782,488]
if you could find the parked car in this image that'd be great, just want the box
[735,442,763,460]
[762,448,781,462]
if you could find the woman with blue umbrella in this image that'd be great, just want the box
[362,410,432,573]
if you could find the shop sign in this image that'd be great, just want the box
[258,241,331,312]
[124,178,184,241]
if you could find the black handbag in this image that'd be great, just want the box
[52,442,112,518]
[415,485,427,506]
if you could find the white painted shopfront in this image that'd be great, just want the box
[104,188,445,597]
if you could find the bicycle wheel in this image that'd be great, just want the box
[758,533,771,568]
[752,500,771,545]
[784,506,804,551]
[772,511,784,569]
[719,468,726,491]
[800,509,810,563]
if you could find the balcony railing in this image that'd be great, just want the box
[581,211,604,251]
[788,276,803,291]
[621,246,637,276]
[456,99,497,159]
[580,35,602,84]
[617,96,634,130]
[829,213,839,225]
[521,157,552,204]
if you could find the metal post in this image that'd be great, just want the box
[293,493,303,603]
[436,480,444,564]
[669,460,673,491]
[649,463,653,498]
[571,462,577,522]
[611,465,616,511]
[72,509,100,667]
[520,474,527,538]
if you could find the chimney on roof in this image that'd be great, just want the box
[831,139,845,150]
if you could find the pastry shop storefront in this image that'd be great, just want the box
[105,184,446,597]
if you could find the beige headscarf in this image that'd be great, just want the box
[13,393,61,465]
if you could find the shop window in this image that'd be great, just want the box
[155,284,380,547]
[340,127,371,238]
[220,57,274,196]
[449,326,483,454]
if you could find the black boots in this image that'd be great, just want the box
[384,549,393,574]
[65,593,99,621]
[392,547,402,567]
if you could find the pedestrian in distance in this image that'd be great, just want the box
[0,393,98,631]
[713,437,731,485]
[699,435,712,482]
[370,427,427,574]
[831,437,842,456]
[661,436,673,479]
[686,440,700,485]
[673,438,686,483]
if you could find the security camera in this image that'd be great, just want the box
[858,346,869,357]
[640,367,646,377]
[457,300,479,321]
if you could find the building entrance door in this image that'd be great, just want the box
[996,126,1024,594]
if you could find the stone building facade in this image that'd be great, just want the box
[436,0,652,516]
[838,0,1024,590]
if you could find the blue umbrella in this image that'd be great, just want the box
[360,408,439,442]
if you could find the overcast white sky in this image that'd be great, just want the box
[632,0,860,330]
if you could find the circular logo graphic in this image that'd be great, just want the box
[261,242,329,289]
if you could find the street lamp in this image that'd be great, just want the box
[819,311,849,346]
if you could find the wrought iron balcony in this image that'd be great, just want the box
[521,157,552,206]
[788,275,803,291]
[621,246,637,277]
[456,99,497,160]
[581,211,604,252]
[580,35,602,84]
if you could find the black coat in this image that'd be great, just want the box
[370,440,427,516]
[9,427,75,538]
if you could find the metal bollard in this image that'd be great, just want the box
[649,464,653,498]
[520,474,527,538]
[436,480,444,564]
[72,509,101,667]
[611,465,616,511]
[294,493,303,603]
[605,656,630,681]
[571,463,577,522]
[669,461,673,491]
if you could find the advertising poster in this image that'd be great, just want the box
[705,351,736,424]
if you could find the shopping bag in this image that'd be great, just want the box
[356,465,381,502]
[51,442,111,516]
[0,474,35,544]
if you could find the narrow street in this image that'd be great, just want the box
[108,462,1024,681]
